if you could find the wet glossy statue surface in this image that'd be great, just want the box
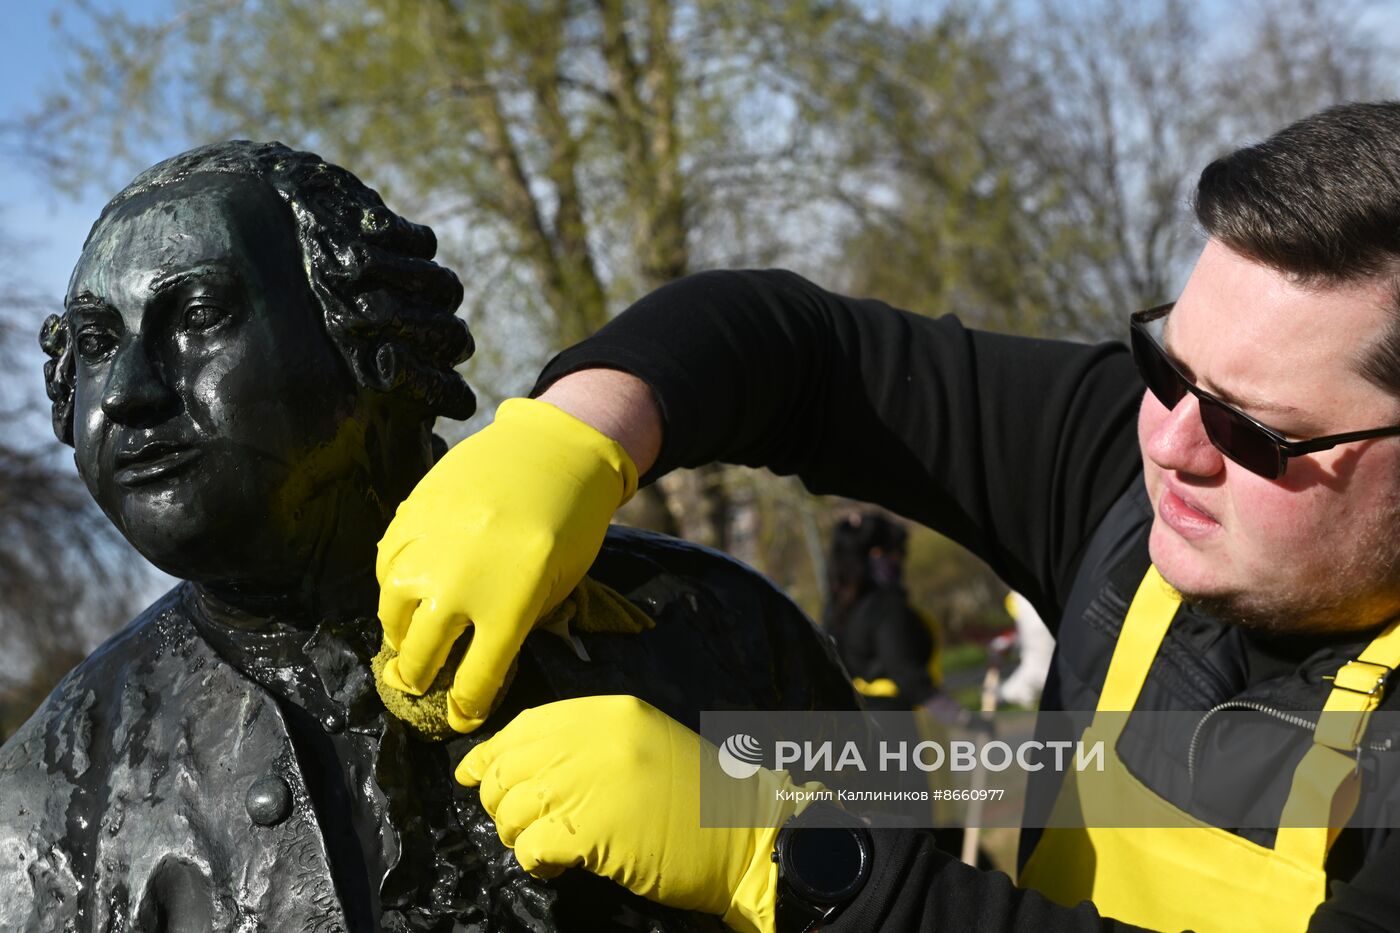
[1,142,857,932]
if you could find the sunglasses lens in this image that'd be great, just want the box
[1198,400,1283,479]
[1131,326,1187,410]
[1131,308,1287,479]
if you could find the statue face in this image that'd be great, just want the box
[66,172,368,591]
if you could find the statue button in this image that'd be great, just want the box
[246,775,293,826]
[321,710,345,734]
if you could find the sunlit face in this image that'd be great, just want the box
[67,173,366,590]
[1138,239,1400,633]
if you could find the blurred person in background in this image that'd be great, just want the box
[822,510,944,711]
[997,591,1054,708]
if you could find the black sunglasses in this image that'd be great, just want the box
[1129,303,1400,479]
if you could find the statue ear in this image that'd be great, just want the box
[39,313,76,447]
[369,341,404,394]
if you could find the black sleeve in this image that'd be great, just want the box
[826,829,1147,932]
[533,269,1142,619]
[825,824,1400,932]
[1308,831,1400,932]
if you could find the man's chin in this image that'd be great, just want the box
[1147,524,1228,598]
[1147,535,1283,630]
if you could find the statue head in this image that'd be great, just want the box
[40,142,475,611]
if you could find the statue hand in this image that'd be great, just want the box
[376,398,637,732]
[457,695,818,933]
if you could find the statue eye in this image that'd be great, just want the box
[75,329,117,361]
[182,302,230,333]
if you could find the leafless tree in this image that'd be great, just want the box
[1009,0,1393,334]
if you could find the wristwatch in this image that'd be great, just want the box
[771,803,873,933]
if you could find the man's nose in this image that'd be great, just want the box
[101,337,178,425]
[1143,392,1225,478]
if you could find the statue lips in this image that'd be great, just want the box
[113,439,203,487]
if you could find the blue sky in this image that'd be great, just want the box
[0,1,183,315]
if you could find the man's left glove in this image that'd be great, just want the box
[376,398,637,732]
[457,695,820,933]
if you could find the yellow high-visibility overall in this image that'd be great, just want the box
[1018,567,1400,932]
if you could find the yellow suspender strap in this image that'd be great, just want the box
[1275,746,1361,862]
[1097,567,1182,712]
[1276,615,1400,863]
[1314,617,1400,749]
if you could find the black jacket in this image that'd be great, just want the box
[534,268,1400,932]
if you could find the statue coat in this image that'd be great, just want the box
[0,529,857,932]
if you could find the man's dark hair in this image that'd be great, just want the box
[39,140,475,445]
[1194,101,1400,396]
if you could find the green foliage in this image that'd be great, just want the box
[31,1,1095,369]
[783,2,1108,334]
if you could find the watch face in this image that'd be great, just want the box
[785,827,870,903]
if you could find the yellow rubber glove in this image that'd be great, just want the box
[457,695,822,933]
[376,398,638,732]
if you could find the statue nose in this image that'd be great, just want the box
[101,338,178,425]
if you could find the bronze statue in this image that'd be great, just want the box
[1,142,856,932]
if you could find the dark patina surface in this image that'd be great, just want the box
[0,528,855,932]
[3,141,857,931]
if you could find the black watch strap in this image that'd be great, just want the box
[774,889,834,933]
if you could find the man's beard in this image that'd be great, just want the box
[1162,475,1400,636]
[1177,544,1400,637]
[1183,589,1383,636]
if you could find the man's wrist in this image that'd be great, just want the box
[536,369,663,476]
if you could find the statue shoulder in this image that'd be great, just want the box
[0,583,199,764]
[0,585,200,926]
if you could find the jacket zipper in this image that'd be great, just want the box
[1186,701,1394,784]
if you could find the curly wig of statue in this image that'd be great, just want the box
[40,140,476,446]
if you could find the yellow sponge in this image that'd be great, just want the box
[373,576,654,741]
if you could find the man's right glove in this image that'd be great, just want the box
[376,397,638,732]
[458,695,822,933]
